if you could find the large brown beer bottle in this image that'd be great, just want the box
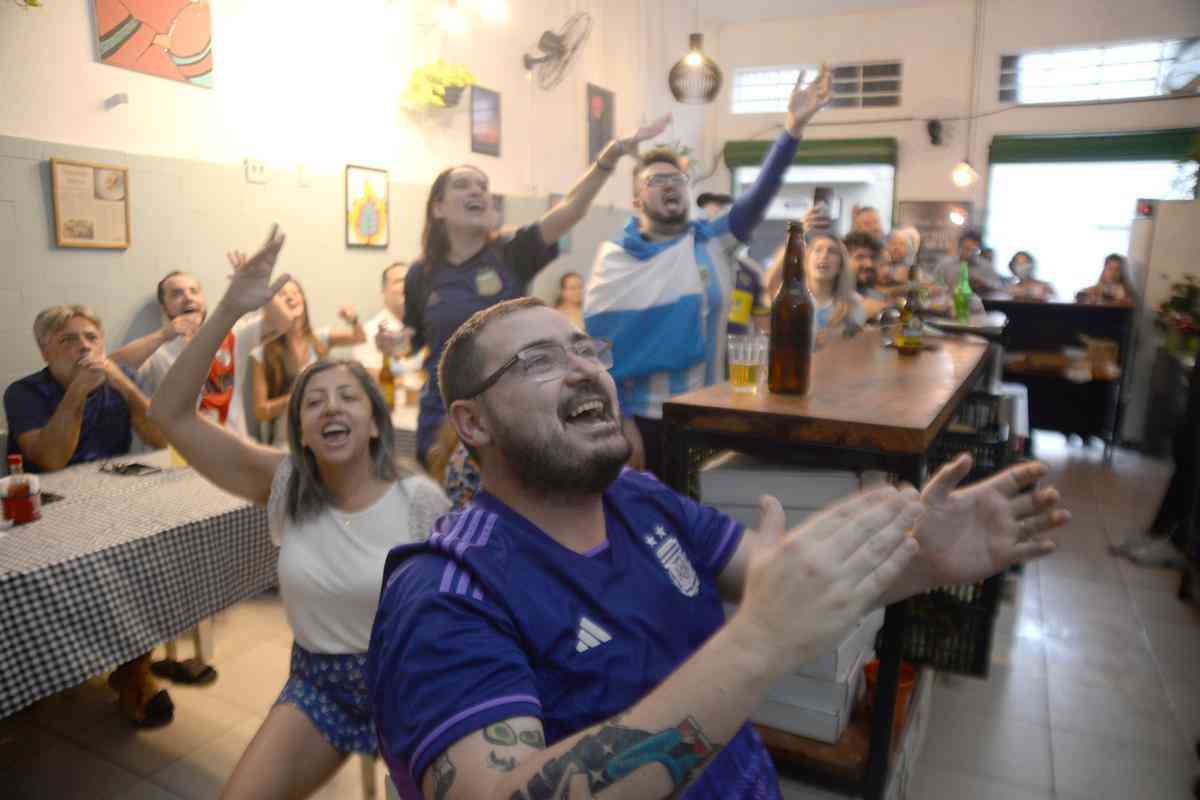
[768,221,815,394]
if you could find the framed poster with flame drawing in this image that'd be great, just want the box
[346,165,389,248]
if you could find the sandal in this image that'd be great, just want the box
[136,690,175,728]
[150,657,218,686]
[109,659,175,728]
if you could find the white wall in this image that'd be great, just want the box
[0,0,729,429]
[0,0,710,208]
[710,0,1200,212]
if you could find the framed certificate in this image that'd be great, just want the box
[50,158,131,249]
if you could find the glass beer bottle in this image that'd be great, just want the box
[768,221,815,394]
[896,264,924,355]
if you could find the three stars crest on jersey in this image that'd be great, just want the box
[647,524,699,597]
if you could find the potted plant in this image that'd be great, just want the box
[1154,274,1200,356]
[402,59,475,109]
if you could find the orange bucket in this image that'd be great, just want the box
[863,660,916,741]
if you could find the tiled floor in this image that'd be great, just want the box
[2,433,1196,798]
[907,433,1199,800]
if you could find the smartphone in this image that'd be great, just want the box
[813,186,834,208]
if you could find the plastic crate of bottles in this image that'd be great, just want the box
[896,576,1003,677]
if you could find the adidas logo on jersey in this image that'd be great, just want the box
[575,616,612,653]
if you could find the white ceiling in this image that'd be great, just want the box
[697,0,942,25]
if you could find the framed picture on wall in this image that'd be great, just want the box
[586,84,614,166]
[345,165,389,248]
[547,193,571,254]
[471,86,501,157]
[50,158,131,249]
[92,0,214,88]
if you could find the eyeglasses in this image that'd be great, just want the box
[461,337,614,399]
[642,173,690,189]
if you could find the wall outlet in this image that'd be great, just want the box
[244,158,267,184]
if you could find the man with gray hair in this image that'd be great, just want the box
[5,305,164,472]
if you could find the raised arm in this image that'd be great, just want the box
[324,305,367,348]
[423,490,922,800]
[728,65,832,243]
[538,114,672,245]
[109,313,201,371]
[148,226,291,505]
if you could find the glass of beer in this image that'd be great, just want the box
[728,333,766,395]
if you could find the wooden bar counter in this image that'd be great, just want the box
[660,328,989,800]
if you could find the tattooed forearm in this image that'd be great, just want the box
[430,752,456,800]
[519,729,546,749]
[485,722,519,747]
[488,750,518,772]
[512,716,718,800]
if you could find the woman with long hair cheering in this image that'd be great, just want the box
[150,226,449,799]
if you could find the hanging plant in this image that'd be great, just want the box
[652,139,696,177]
[402,59,475,110]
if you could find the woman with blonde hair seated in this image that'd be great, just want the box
[767,232,865,347]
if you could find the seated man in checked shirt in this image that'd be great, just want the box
[367,298,1069,799]
[3,305,173,728]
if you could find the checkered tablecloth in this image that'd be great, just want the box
[0,456,275,719]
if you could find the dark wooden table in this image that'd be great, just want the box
[979,296,1134,458]
[661,329,989,800]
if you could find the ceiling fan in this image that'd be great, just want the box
[522,11,592,91]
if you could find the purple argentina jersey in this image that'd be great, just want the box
[367,468,782,798]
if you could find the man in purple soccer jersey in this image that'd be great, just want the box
[368,298,1069,799]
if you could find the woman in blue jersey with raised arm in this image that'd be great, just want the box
[403,114,673,468]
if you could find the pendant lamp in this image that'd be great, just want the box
[669,34,723,104]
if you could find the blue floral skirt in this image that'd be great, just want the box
[275,642,376,755]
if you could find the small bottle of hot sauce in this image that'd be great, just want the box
[5,454,41,524]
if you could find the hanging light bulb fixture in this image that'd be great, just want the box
[669,0,723,107]
[951,161,979,188]
[951,0,985,188]
[669,33,722,104]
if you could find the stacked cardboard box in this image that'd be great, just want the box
[699,453,887,743]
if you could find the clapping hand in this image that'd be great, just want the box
[912,455,1069,586]
[785,64,832,138]
[72,355,109,394]
[738,487,922,669]
[222,225,290,318]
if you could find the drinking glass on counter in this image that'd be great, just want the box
[728,333,768,396]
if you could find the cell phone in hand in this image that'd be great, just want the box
[813,186,834,208]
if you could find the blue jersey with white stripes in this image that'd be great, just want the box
[367,468,782,798]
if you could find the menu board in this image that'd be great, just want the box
[50,158,131,249]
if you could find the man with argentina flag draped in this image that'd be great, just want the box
[584,65,833,476]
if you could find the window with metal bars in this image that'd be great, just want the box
[997,39,1187,105]
[731,61,902,114]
